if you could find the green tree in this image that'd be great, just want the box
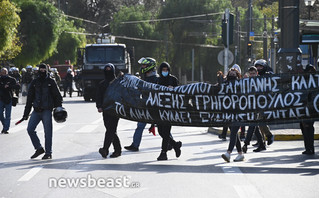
[0,0,21,61]
[13,0,62,66]
[156,0,232,81]
[111,5,156,72]
[45,18,86,65]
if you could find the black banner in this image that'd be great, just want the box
[103,73,319,127]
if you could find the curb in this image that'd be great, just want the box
[208,127,319,141]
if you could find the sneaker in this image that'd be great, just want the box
[242,144,248,153]
[30,147,45,159]
[173,141,182,158]
[221,153,230,162]
[99,148,108,158]
[218,134,226,141]
[267,135,274,145]
[124,145,139,151]
[253,146,266,152]
[157,151,168,161]
[110,151,121,158]
[234,154,244,162]
[302,150,315,155]
[42,154,52,160]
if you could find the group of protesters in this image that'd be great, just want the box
[217,60,316,162]
[0,57,316,162]
[95,57,316,162]
[96,58,182,161]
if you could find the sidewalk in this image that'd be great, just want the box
[208,122,319,141]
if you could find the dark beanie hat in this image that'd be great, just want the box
[39,63,48,71]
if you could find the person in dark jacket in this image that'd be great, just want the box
[300,64,316,155]
[254,59,274,146]
[63,69,73,97]
[97,63,122,158]
[156,61,182,161]
[0,68,20,134]
[22,63,63,160]
[221,68,245,162]
[124,57,159,152]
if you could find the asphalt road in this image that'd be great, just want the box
[0,96,318,198]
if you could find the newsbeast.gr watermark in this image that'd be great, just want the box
[48,174,140,188]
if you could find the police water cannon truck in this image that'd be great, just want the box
[77,35,131,102]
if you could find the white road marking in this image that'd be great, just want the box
[234,185,263,198]
[76,125,99,133]
[222,166,243,175]
[18,166,43,182]
[91,117,103,125]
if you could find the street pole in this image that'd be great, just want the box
[224,8,230,74]
[192,48,195,82]
[235,7,241,65]
[270,15,276,72]
[278,0,302,73]
[263,15,268,61]
[246,0,253,68]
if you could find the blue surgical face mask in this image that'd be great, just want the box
[162,71,169,77]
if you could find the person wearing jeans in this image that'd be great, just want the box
[22,63,63,160]
[0,68,19,134]
[27,110,53,156]
[125,57,158,152]
[0,100,12,133]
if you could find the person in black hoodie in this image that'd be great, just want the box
[0,68,20,134]
[96,63,122,158]
[22,63,63,160]
[156,62,182,161]
[300,64,316,155]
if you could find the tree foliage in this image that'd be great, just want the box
[45,18,87,65]
[111,5,157,71]
[0,0,21,61]
[13,0,62,66]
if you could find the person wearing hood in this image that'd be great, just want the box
[96,63,122,159]
[0,68,20,134]
[22,63,63,160]
[156,62,182,161]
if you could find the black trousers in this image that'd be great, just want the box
[157,124,176,152]
[102,111,121,152]
[300,121,315,152]
[244,126,264,146]
[227,126,242,153]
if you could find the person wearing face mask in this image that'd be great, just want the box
[96,63,122,158]
[221,68,245,162]
[0,68,20,134]
[22,63,63,160]
[156,62,182,160]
